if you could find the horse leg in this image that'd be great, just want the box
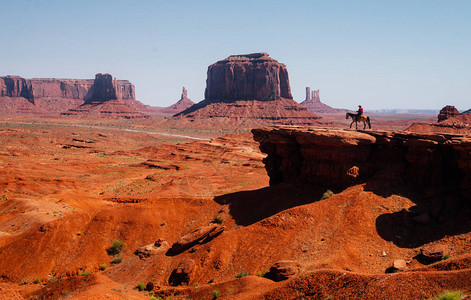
[350,121,353,128]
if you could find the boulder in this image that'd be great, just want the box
[168,224,225,255]
[265,260,301,281]
[421,244,449,261]
[134,238,169,259]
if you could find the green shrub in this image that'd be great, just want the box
[77,231,82,236]
[235,271,249,279]
[137,282,145,291]
[100,264,107,271]
[256,269,268,277]
[433,291,463,300]
[107,240,125,255]
[78,271,90,276]
[321,190,334,200]
[212,290,221,299]
[19,280,28,286]
[442,254,451,260]
[214,216,224,224]
[147,291,155,296]
[111,256,122,264]
[33,277,41,284]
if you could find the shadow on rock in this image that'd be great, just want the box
[368,180,471,248]
[214,183,327,226]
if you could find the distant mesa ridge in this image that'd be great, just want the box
[174,53,323,126]
[406,105,471,135]
[0,73,140,116]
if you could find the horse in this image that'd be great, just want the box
[346,112,371,129]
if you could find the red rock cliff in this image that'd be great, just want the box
[253,127,471,200]
[204,53,292,102]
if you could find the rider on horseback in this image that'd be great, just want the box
[356,105,363,121]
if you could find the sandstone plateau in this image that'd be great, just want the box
[174,53,324,126]
[0,74,148,117]
[0,118,470,299]
[300,87,345,114]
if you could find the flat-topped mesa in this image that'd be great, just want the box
[204,53,292,102]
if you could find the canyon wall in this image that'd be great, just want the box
[253,127,471,200]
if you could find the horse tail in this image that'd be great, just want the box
[367,116,371,129]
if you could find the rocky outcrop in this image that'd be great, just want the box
[0,74,138,115]
[300,87,345,114]
[173,53,323,126]
[406,105,471,135]
[438,105,461,122]
[169,259,196,286]
[134,239,169,259]
[168,224,225,255]
[205,53,292,102]
[252,127,471,200]
[265,261,301,281]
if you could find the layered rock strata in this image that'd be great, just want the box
[174,53,322,125]
[252,127,471,200]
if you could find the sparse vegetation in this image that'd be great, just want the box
[78,271,90,276]
[212,289,221,299]
[77,231,82,236]
[321,190,334,200]
[235,271,250,279]
[107,239,125,255]
[432,290,463,300]
[256,269,268,277]
[111,256,123,264]
[137,282,145,291]
[147,291,155,296]
[33,277,41,284]
[214,216,224,224]
[442,254,451,260]
[100,264,108,271]
[19,280,28,286]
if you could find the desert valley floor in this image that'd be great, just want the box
[0,116,470,300]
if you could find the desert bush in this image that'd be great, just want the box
[78,271,89,276]
[212,290,221,299]
[77,231,82,236]
[321,190,334,200]
[19,280,28,286]
[100,264,107,271]
[111,256,122,264]
[148,291,155,296]
[214,216,224,224]
[256,269,268,277]
[433,291,463,300]
[33,277,41,284]
[442,254,451,260]
[137,282,145,291]
[107,240,125,255]
[235,271,250,279]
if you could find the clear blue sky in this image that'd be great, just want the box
[1,0,470,110]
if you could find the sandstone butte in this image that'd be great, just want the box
[0,74,144,116]
[0,120,470,299]
[300,87,345,114]
[61,73,150,119]
[157,87,195,115]
[173,53,326,126]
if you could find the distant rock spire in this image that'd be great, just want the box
[312,89,320,103]
[305,87,311,102]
